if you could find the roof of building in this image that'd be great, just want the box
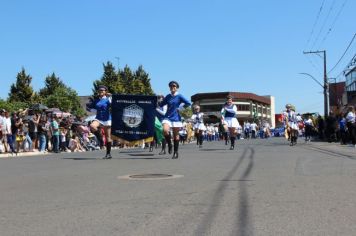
[191,92,271,105]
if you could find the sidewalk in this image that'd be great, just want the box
[306,140,356,158]
[0,151,48,159]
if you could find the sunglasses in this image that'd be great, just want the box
[169,85,177,88]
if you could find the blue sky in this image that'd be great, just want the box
[0,0,355,114]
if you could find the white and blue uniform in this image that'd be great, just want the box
[156,105,168,122]
[286,110,298,130]
[161,92,191,128]
[221,104,239,128]
[87,96,112,126]
[191,112,206,131]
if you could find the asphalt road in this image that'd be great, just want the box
[1,138,356,236]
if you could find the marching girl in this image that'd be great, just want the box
[285,104,299,146]
[191,105,206,148]
[87,85,113,159]
[155,95,168,155]
[160,81,191,159]
[221,95,239,150]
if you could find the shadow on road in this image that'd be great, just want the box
[195,147,255,236]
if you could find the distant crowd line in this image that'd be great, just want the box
[0,104,355,155]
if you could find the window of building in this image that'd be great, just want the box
[346,70,356,92]
[201,105,223,112]
[237,104,250,111]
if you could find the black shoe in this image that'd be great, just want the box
[149,146,153,152]
[159,149,166,155]
[172,152,178,159]
[103,154,112,159]
[230,145,234,150]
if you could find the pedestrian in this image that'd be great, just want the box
[244,121,251,139]
[221,95,239,150]
[4,111,15,154]
[38,117,47,153]
[339,115,347,145]
[250,121,258,139]
[29,113,40,150]
[191,105,206,148]
[160,81,191,159]
[304,115,314,142]
[87,85,113,159]
[50,115,60,153]
[345,106,356,147]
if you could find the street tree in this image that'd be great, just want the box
[8,68,35,104]
[135,65,154,95]
[92,62,124,99]
[39,73,66,98]
[0,99,27,113]
[120,65,134,94]
[44,86,85,117]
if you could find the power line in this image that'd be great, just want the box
[331,53,356,81]
[305,0,327,49]
[304,54,323,76]
[328,33,356,74]
[320,0,348,45]
[311,0,337,50]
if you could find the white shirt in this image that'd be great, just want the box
[250,123,257,131]
[0,115,5,132]
[4,117,12,134]
[304,118,313,126]
[346,112,355,123]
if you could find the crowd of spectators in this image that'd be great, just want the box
[0,108,102,155]
[313,106,356,146]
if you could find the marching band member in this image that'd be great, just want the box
[191,105,206,148]
[160,81,191,159]
[87,85,113,159]
[221,95,239,150]
[156,95,168,155]
[285,104,299,146]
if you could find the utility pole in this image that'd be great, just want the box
[303,50,328,117]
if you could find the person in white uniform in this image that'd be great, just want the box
[285,104,299,146]
[191,105,206,148]
[221,95,239,150]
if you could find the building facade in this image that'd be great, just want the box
[345,62,356,105]
[191,92,275,127]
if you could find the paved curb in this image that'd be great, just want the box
[0,151,49,159]
[305,140,356,157]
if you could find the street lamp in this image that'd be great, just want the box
[299,72,329,117]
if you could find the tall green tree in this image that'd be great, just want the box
[120,65,134,94]
[91,62,156,99]
[39,73,66,98]
[135,65,154,95]
[131,79,145,95]
[8,68,34,104]
[44,86,85,116]
[92,62,124,99]
[0,99,27,113]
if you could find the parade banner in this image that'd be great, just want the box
[111,94,157,142]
